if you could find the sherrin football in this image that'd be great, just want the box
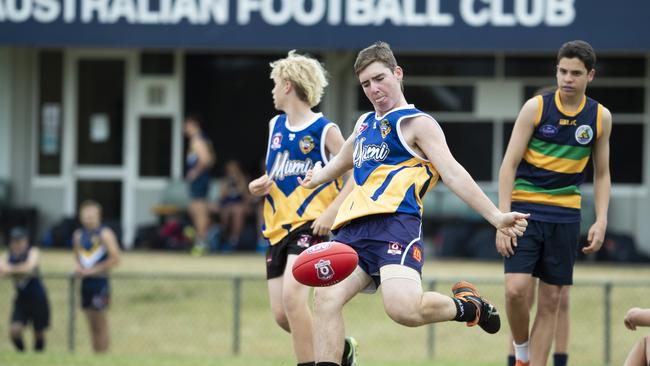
[292,241,358,287]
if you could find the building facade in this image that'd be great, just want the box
[1,0,649,252]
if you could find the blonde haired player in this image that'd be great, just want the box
[248,50,357,366]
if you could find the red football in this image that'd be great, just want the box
[292,241,358,287]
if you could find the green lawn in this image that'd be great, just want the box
[0,250,648,365]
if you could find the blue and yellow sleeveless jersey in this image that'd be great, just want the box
[77,226,109,269]
[263,113,342,245]
[512,90,603,223]
[333,105,439,229]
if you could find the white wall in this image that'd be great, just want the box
[0,48,11,180]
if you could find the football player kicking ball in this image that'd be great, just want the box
[299,41,529,366]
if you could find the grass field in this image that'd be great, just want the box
[0,249,648,366]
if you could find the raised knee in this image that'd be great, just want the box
[384,303,421,327]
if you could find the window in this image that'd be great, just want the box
[141,52,174,75]
[184,53,284,176]
[398,55,495,77]
[583,123,644,184]
[441,122,493,181]
[356,85,474,112]
[506,56,645,78]
[38,50,63,175]
[139,117,172,177]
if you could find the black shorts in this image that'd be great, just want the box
[81,277,111,311]
[504,220,580,285]
[266,222,326,279]
[11,294,50,332]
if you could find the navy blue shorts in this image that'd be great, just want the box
[81,277,111,311]
[333,213,424,290]
[11,293,50,331]
[504,220,580,285]
[189,174,210,199]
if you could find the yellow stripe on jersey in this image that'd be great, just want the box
[263,178,342,245]
[534,95,544,127]
[333,158,438,229]
[512,189,581,209]
[596,104,603,139]
[523,148,590,174]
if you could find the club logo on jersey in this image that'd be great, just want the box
[539,124,558,138]
[357,121,369,135]
[380,119,391,138]
[353,137,390,168]
[297,234,312,248]
[315,259,335,281]
[412,246,422,262]
[271,133,283,150]
[268,151,314,181]
[575,125,593,145]
[299,135,315,154]
[387,241,402,255]
[306,241,332,254]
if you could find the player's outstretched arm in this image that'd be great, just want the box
[497,97,538,256]
[405,115,529,237]
[299,131,355,189]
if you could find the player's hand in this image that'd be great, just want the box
[583,221,606,254]
[0,266,8,278]
[297,162,322,189]
[495,230,517,258]
[311,205,337,236]
[496,212,529,238]
[625,307,643,330]
[248,174,273,197]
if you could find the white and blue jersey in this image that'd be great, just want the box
[263,113,343,245]
[333,105,439,229]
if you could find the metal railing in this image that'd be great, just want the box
[1,273,647,365]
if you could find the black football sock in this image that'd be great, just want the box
[453,297,477,322]
[340,339,351,366]
[507,355,516,366]
[553,353,568,366]
[297,362,315,366]
[11,335,25,351]
[35,336,45,351]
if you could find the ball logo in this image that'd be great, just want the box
[306,242,332,254]
[575,125,593,145]
[271,132,283,150]
[314,259,334,281]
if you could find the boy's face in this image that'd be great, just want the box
[271,76,287,111]
[9,238,28,256]
[556,57,594,98]
[80,206,101,229]
[358,61,403,115]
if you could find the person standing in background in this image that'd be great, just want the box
[73,200,121,353]
[184,115,216,256]
[0,227,51,352]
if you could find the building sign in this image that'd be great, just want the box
[0,0,648,51]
